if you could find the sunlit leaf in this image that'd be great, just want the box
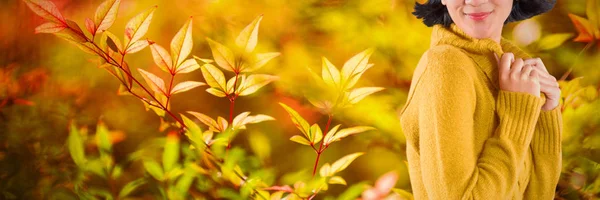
[330,152,364,175]
[99,31,123,54]
[171,81,204,95]
[163,133,180,172]
[171,18,193,68]
[201,64,227,93]
[232,112,275,130]
[310,124,323,144]
[226,75,239,94]
[193,55,214,64]
[347,87,384,104]
[138,68,166,94]
[241,52,280,73]
[329,176,347,185]
[149,42,173,73]
[118,178,147,198]
[95,121,112,153]
[68,123,86,167]
[327,126,375,145]
[568,13,596,43]
[341,48,374,88]
[125,40,148,54]
[290,135,311,146]
[206,38,236,72]
[175,59,200,74]
[143,160,164,181]
[237,74,278,96]
[124,6,156,46]
[55,26,87,43]
[319,163,331,177]
[34,22,65,34]
[217,116,228,132]
[322,57,341,88]
[587,0,600,37]
[391,188,414,200]
[94,0,120,33]
[323,124,341,146]
[180,114,202,137]
[206,88,227,97]
[279,103,311,138]
[236,15,262,53]
[187,111,220,132]
[24,0,66,24]
[85,18,95,35]
[536,33,574,51]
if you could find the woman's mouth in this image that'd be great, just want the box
[465,11,492,21]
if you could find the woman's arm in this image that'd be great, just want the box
[524,103,563,199]
[417,46,544,199]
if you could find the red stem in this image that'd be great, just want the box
[228,72,240,124]
[312,114,333,177]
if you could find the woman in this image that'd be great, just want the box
[399,0,562,199]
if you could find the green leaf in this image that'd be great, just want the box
[118,178,147,198]
[279,103,311,138]
[237,74,278,96]
[322,57,341,88]
[310,124,323,144]
[328,176,346,185]
[85,158,107,178]
[124,6,156,46]
[337,182,369,200]
[341,48,374,89]
[95,121,112,153]
[24,0,66,24]
[201,64,227,93]
[175,58,200,74]
[171,18,193,68]
[347,87,384,104]
[143,160,164,181]
[330,152,364,175]
[327,126,374,145]
[138,68,166,94]
[125,40,148,54]
[181,114,202,135]
[170,81,205,95]
[94,0,120,33]
[240,52,280,73]
[149,43,173,73]
[235,15,262,53]
[206,38,236,72]
[187,111,220,132]
[163,134,180,172]
[391,188,414,199]
[68,123,86,167]
[34,22,65,34]
[290,135,311,146]
[536,33,574,51]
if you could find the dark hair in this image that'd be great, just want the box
[413,0,556,27]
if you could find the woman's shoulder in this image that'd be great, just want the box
[418,44,478,77]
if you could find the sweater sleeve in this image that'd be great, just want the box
[417,47,544,199]
[524,105,563,200]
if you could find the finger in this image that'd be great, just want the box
[521,65,534,80]
[510,58,524,79]
[524,58,548,73]
[530,69,540,82]
[499,53,514,79]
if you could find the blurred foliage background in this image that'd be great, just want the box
[1,0,599,199]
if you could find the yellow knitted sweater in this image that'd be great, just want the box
[399,24,563,200]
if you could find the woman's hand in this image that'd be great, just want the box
[498,53,541,98]
[524,58,561,111]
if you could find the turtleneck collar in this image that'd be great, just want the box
[430,23,531,90]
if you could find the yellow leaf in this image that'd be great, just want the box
[217,116,228,132]
[279,103,311,138]
[341,48,374,88]
[94,0,120,33]
[35,22,65,34]
[187,111,220,132]
[241,52,280,73]
[149,43,173,73]
[319,163,331,177]
[328,126,375,145]
[323,124,341,145]
[124,6,156,47]
[137,68,166,94]
[237,74,278,96]
[206,38,236,72]
[310,124,323,144]
[328,176,346,185]
[125,40,148,54]
[101,31,123,53]
[171,81,205,95]
[201,64,227,93]
[536,33,573,51]
[171,18,193,69]
[175,59,200,74]
[206,88,227,98]
[347,87,384,104]
[290,135,311,146]
[330,152,364,175]
[236,15,263,53]
[322,57,341,88]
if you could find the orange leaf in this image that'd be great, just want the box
[94,0,120,33]
[34,22,65,34]
[568,13,596,43]
[24,0,66,24]
[85,18,95,35]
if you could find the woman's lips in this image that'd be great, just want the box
[465,12,492,21]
